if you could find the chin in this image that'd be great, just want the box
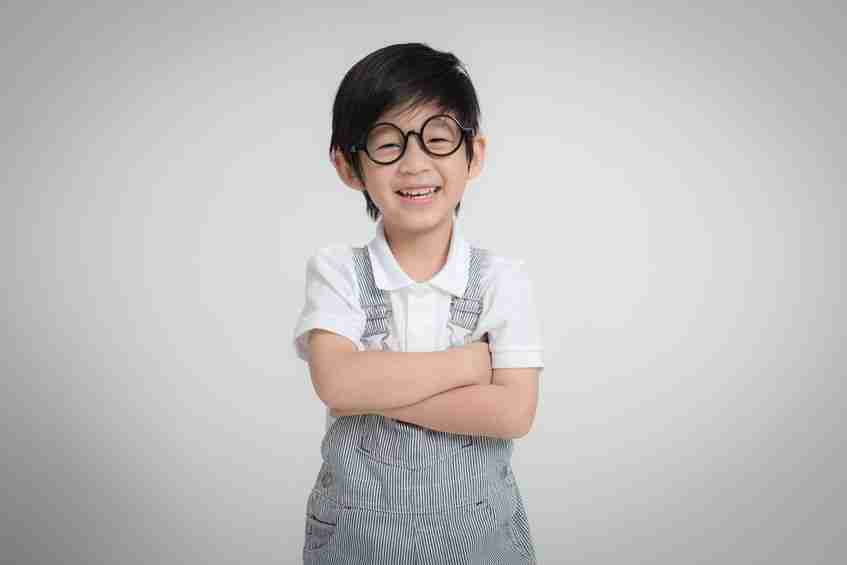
[387,212,452,231]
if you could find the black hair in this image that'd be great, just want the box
[329,43,482,222]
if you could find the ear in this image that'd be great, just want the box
[466,135,486,181]
[332,148,366,192]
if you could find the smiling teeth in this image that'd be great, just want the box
[399,188,437,197]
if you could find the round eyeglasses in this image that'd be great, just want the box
[350,114,474,165]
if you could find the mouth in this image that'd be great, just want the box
[395,186,441,200]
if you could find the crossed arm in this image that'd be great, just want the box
[331,370,539,439]
[307,330,539,440]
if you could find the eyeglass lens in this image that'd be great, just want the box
[365,116,462,164]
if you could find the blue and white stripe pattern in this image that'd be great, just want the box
[350,245,393,342]
[449,247,488,333]
[302,246,537,564]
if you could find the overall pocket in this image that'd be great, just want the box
[303,490,340,554]
[356,414,475,470]
[504,483,536,561]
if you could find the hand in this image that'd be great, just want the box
[463,334,493,386]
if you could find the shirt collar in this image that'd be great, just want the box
[366,217,470,297]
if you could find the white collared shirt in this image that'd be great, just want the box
[293,218,544,431]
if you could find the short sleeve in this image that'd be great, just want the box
[479,259,545,372]
[292,246,366,362]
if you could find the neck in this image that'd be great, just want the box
[382,217,454,283]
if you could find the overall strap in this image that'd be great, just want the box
[351,246,392,340]
[449,247,490,332]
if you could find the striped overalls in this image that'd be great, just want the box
[302,246,537,564]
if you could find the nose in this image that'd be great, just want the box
[397,132,432,174]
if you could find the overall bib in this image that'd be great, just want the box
[302,246,537,564]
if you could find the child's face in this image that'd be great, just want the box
[334,100,485,235]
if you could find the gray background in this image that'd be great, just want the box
[2,2,844,564]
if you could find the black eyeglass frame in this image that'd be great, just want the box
[349,113,475,166]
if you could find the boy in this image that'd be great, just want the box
[293,43,544,564]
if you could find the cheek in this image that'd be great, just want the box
[360,169,391,192]
[442,165,470,188]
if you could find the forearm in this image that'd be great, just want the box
[377,384,525,440]
[322,347,477,412]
